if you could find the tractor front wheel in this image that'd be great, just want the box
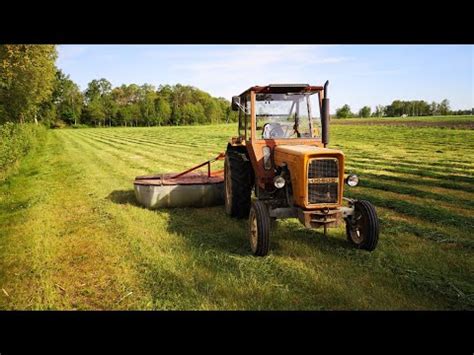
[345,200,379,251]
[248,200,271,256]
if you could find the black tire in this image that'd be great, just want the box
[224,147,253,218]
[248,200,271,256]
[345,200,379,251]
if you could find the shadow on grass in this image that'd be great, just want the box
[164,206,250,256]
[360,163,474,185]
[346,190,474,230]
[106,189,250,255]
[360,177,474,208]
[360,172,474,194]
[106,189,355,256]
[163,205,354,257]
[107,189,142,207]
[106,188,473,255]
[381,215,474,250]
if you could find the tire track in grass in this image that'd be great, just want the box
[64,131,154,183]
[91,127,226,151]
[75,131,215,173]
[347,161,474,185]
[348,165,474,193]
[73,132,192,175]
[99,130,225,152]
[373,203,474,251]
[346,186,474,232]
[349,157,474,177]
[125,125,232,147]
[84,131,211,163]
[85,130,224,164]
[358,177,474,210]
[71,131,224,192]
[353,170,474,194]
[347,153,474,170]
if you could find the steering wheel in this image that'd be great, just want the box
[266,123,291,138]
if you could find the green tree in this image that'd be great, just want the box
[0,45,57,123]
[84,78,112,101]
[438,99,450,115]
[204,99,220,124]
[84,78,112,126]
[139,84,157,126]
[155,98,172,126]
[181,102,206,125]
[336,104,353,118]
[56,72,83,125]
[85,98,106,126]
[358,106,371,118]
[374,105,385,117]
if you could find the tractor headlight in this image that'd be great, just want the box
[263,146,272,170]
[273,175,286,189]
[346,174,359,187]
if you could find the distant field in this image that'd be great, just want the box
[0,116,473,310]
[332,115,474,129]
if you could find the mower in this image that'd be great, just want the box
[134,153,225,209]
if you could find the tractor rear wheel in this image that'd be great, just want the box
[345,200,379,251]
[249,200,271,256]
[224,147,253,218]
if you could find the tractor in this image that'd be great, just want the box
[224,82,380,256]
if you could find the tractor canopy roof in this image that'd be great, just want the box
[239,83,323,97]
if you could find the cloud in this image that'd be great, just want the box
[167,45,352,99]
[173,45,350,71]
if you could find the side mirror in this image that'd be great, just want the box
[231,96,240,111]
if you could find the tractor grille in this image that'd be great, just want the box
[308,158,339,204]
[308,158,339,178]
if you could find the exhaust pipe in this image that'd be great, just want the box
[321,80,330,147]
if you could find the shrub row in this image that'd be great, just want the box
[0,122,47,179]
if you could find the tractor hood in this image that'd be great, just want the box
[273,144,345,208]
[274,145,344,158]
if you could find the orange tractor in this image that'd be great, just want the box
[224,82,379,256]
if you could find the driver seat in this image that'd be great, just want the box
[262,123,285,139]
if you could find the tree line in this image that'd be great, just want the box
[0,45,237,127]
[335,100,472,119]
[41,75,238,127]
[1,45,472,126]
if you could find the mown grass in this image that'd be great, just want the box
[333,114,473,125]
[0,116,473,309]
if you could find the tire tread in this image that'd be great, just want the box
[251,200,270,256]
[346,200,379,251]
[225,146,253,218]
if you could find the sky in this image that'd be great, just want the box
[57,45,473,112]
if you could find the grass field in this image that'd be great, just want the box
[332,115,474,129]
[0,116,473,310]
